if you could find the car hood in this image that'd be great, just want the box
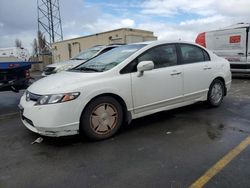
[46,59,86,69]
[28,71,101,94]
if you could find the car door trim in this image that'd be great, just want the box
[133,89,207,114]
[133,94,183,114]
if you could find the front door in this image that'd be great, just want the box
[130,44,183,114]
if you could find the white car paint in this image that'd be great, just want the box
[19,41,231,137]
[131,65,183,114]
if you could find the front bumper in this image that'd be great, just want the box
[19,95,82,137]
[20,116,78,137]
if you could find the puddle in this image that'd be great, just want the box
[206,120,250,141]
[206,122,225,141]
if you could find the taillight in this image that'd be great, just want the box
[195,32,206,48]
[9,64,14,68]
[8,63,20,68]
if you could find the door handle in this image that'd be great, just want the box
[238,53,244,55]
[170,71,182,76]
[203,66,212,70]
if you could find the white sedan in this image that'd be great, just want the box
[19,41,231,140]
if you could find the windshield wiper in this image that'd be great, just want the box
[71,57,86,60]
[78,67,102,72]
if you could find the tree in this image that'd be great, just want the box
[15,39,22,48]
[37,30,50,54]
[32,38,38,56]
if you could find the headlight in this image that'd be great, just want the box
[35,92,80,105]
[25,90,30,101]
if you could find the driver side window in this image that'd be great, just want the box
[120,44,178,74]
[137,44,177,69]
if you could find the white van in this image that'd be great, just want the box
[196,23,250,74]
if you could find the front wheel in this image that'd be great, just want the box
[207,79,225,107]
[80,96,123,140]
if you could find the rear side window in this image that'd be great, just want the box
[179,44,210,64]
[138,44,177,69]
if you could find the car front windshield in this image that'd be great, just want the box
[73,44,146,72]
[71,47,103,60]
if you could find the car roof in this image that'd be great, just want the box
[93,41,203,51]
[126,40,209,54]
[129,40,200,46]
[92,44,124,49]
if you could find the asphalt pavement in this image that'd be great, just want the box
[0,77,249,188]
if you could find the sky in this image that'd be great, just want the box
[0,0,250,52]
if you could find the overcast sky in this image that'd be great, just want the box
[0,0,250,51]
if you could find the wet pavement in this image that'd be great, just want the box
[0,91,24,118]
[0,71,41,119]
[0,78,249,188]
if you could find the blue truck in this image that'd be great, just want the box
[0,61,31,92]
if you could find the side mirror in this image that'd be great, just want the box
[137,61,154,77]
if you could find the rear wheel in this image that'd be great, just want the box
[207,79,225,107]
[80,96,123,140]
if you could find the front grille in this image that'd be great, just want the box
[43,67,56,75]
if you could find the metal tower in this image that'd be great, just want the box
[37,0,63,47]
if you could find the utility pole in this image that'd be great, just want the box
[37,0,63,53]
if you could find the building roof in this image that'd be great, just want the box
[53,28,155,45]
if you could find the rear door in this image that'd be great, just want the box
[179,44,213,100]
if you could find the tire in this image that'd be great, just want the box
[207,79,225,107]
[80,96,123,140]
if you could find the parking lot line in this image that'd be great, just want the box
[189,136,250,188]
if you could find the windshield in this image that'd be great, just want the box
[73,44,146,72]
[71,46,103,60]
